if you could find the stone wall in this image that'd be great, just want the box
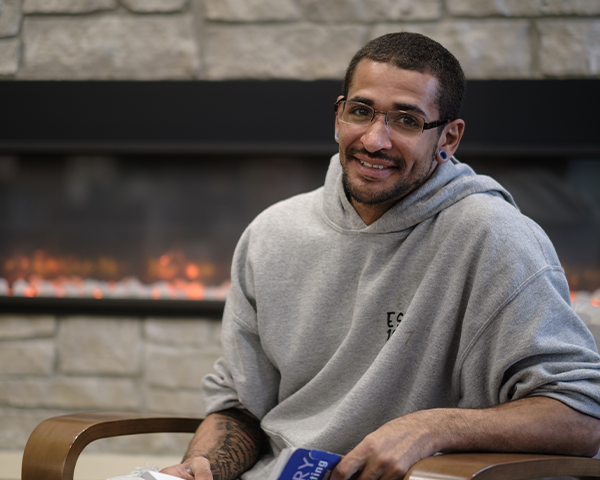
[0,0,600,79]
[0,314,222,455]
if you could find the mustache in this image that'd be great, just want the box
[345,146,404,168]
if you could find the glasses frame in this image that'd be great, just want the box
[333,98,451,133]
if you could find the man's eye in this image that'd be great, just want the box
[393,113,421,128]
[348,106,371,118]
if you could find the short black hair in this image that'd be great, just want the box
[342,32,466,122]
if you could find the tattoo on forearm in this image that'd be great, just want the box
[184,409,265,480]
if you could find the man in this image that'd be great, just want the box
[163,32,600,480]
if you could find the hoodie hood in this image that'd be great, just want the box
[321,153,517,234]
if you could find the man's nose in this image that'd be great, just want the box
[361,113,392,152]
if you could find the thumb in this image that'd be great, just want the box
[160,464,195,480]
[161,456,213,480]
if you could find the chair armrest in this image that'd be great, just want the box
[22,411,203,480]
[405,452,600,480]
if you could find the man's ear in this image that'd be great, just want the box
[334,95,344,144]
[436,119,465,163]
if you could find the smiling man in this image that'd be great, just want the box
[163,33,600,480]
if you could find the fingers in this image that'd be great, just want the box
[331,447,367,480]
[160,456,213,480]
[330,429,418,480]
[334,454,411,480]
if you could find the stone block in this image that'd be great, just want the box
[22,0,117,13]
[371,21,532,79]
[145,387,206,416]
[203,0,299,21]
[0,36,19,75]
[0,408,68,449]
[0,315,56,339]
[448,0,600,16]
[0,377,142,409]
[19,15,200,80]
[538,20,600,76]
[298,0,440,22]
[85,430,193,455]
[204,24,365,80]
[144,318,222,348]
[0,0,21,38]
[0,339,55,375]
[144,344,222,389]
[57,317,142,375]
[121,0,188,13]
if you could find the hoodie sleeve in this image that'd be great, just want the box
[202,227,281,420]
[459,266,600,419]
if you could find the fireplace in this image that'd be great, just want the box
[1,80,599,314]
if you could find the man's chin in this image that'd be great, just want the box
[342,171,405,206]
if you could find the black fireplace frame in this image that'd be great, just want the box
[1,79,599,316]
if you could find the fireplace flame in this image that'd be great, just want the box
[1,250,229,301]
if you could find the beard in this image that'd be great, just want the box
[341,145,437,206]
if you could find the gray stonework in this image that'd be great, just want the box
[0,315,56,339]
[22,0,117,14]
[85,429,194,455]
[538,19,600,76]
[145,317,221,348]
[372,20,532,79]
[0,37,18,75]
[0,0,21,38]
[0,407,69,449]
[0,0,598,80]
[145,387,206,416]
[0,376,142,409]
[203,23,365,79]
[144,343,222,389]
[203,0,300,22]
[0,315,220,455]
[298,0,441,22]
[57,317,142,375]
[448,0,600,17]
[19,14,199,79]
[0,339,55,375]
[121,0,189,13]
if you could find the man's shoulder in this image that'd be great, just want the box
[441,191,560,266]
[248,187,324,232]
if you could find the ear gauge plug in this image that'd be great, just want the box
[438,150,449,162]
[335,130,339,140]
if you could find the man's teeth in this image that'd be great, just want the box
[360,160,385,169]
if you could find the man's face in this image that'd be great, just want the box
[336,59,444,219]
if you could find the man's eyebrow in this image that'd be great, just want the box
[349,95,375,106]
[392,103,427,118]
[348,96,427,118]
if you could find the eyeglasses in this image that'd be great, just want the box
[334,98,451,136]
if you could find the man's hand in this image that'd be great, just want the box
[331,409,442,480]
[161,456,213,480]
[331,397,600,480]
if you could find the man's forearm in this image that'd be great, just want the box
[162,408,265,480]
[183,408,265,479]
[437,396,600,456]
[332,397,600,480]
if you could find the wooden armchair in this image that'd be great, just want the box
[21,412,600,480]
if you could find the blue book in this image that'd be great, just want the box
[268,447,343,480]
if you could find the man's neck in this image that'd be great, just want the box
[350,197,400,226]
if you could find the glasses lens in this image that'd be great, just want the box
[339,101,373,126]
[386,111,425,136]
[337,101,426,136]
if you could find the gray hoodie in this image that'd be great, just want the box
[203,154,600,479]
